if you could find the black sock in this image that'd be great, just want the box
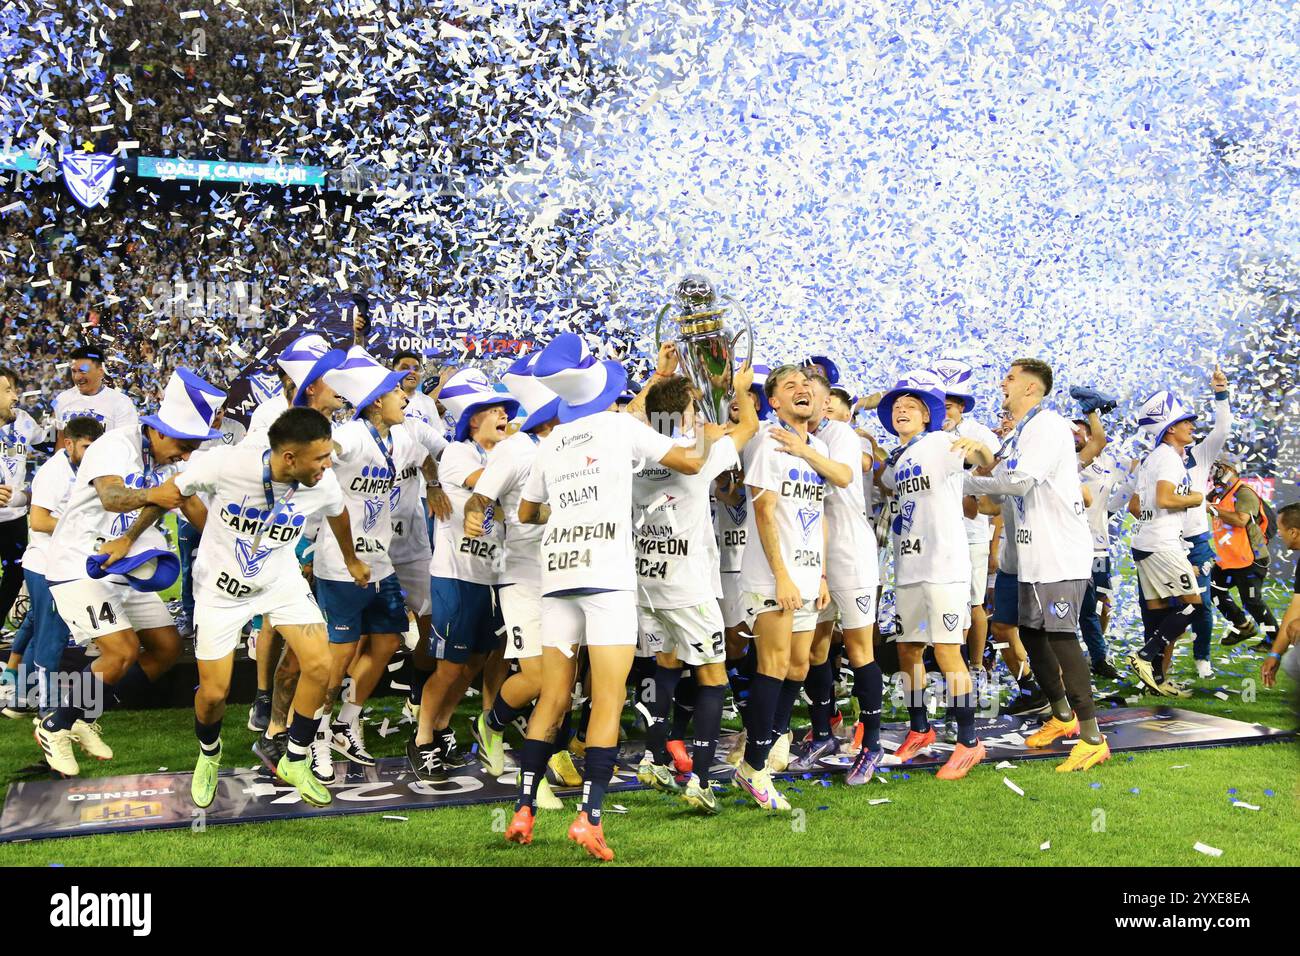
[742,673,782,768]
[286,709,317,762]
[516,737,552,812]
[669,670,697,739]
[852,662,883,751]
[690,684,725,786]
[905,673,930,732]
[580,745,619,823]
[726,656,751,715]
[554,708,573,752]
[953,691,977,748]
[577,696,592,742]
[628,655,656,706]
[43,662,98,731]
[645,665,683,764]
[41,704,79,733]
[907,706,930,733]
[406,662,432,706]
[195,717,222,756]
[486,693,526,734]
[1139,606,1192,676]
[772,678,803,737]
[110,662,152,708]
[806,661,835,739]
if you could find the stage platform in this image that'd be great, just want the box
[0,706,1289,843]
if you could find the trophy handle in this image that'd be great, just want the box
[721,294,755,370]
[653,302,673,349]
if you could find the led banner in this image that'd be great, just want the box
[137,156,326,188]
[221,294,545,427]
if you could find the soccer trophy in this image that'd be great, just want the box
[654,273,753,424]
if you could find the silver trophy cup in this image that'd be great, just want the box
[654,274,754,424]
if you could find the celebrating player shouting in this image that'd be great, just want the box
[1126,390,1207,695]
[174,408,354,808]
[878,372,995,780]
[733,364,850,808]
[965,359,1108,772]
[793,368,884,784]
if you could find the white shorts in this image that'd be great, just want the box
[499,581,542,660]
[895,581,970,645]
[817,586,876,630]
[51,578,174,647]
[1135,550,1201,601]
[194,577,324,661]
[636,602,726,666]
[742,591,819,635]
[541,590,637,651]
[719,571,746,629]
[394,559,431,617]
[967,541,991,607]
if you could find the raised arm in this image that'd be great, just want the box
[1076,410,1108,467]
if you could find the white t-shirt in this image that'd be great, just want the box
[243,394,290,447]
[953,416,999,545]
[474,430,545,589]
[1181,395,1231,540]
[714,479,748,574]
[21,450,78,576]
[983,409,1092,584]
[312,420,414,584]
[1132,443,1193,554]
[430,439,503,585]
[522,411,676,597]
[388,419,445,566]
[1079,450,1119,556]
[52,385,138,433]
[403,389,443,429]
[175,444,345,598]
[737,422,831,602]
[879,431,969,588]
[634,435,738,609]
[815,419,878,590]
[46,426,179,583]
[0,410,39,522]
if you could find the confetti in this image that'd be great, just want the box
[1003,777,1024,797]
[1193,842,1224,858]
